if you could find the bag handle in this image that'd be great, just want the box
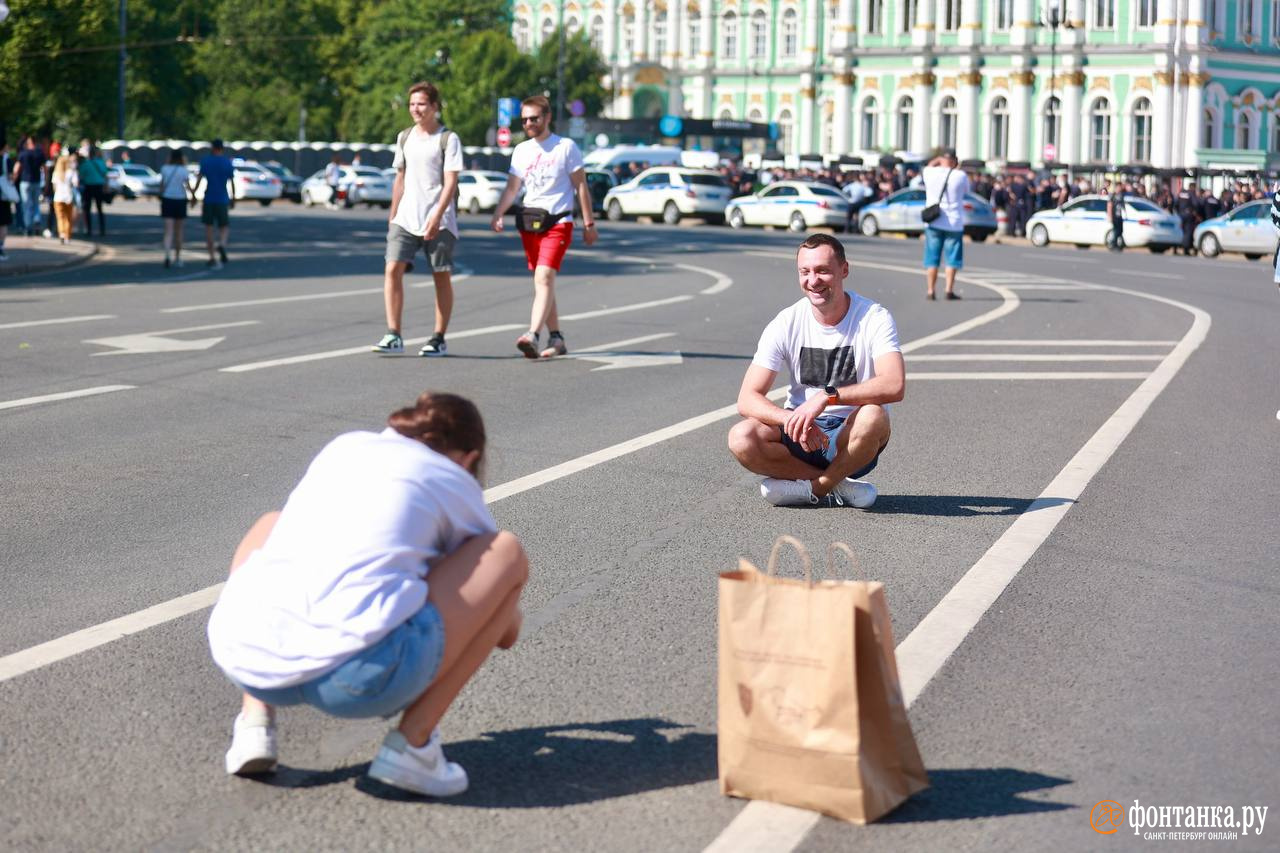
[826,542,865,580]
[765,535,812,584]
[929,165,955,208]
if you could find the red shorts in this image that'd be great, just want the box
[519,221,574,271]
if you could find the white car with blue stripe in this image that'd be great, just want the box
[726,180,851,232]
[1192,199,1278,260]
[1027,194,1182,251]
[603,167,732,224]
[858,187,998,241]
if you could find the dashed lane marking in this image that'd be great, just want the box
[0,314,116,330]
[0,385,136,412]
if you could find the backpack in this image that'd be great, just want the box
[396,125,460,210]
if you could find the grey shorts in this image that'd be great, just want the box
[386,222,456,272]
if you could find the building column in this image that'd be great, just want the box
[913,0,935,48]
[832,0,856,154]
[617,68,636,119]
[959,0,983,47]
[1060,63,1084,164]
[957,68,981,160]
[1153,68,1174,169]
[1011,0,1036,46]
[634,0,649,63]
[1182,70,1207,168]
[911,62,934,154]
[798,0,822,153]
[1010,66,1035,162]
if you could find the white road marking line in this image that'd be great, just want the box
[0,385,136,412]
[703,802,820,853]
[910,354,1163,362]
[910,372,1150,380]
[1126,269,1184,280]
[218,295,693,373]
[1003,283,1091,290]
[159,268,471,313]
[705,283,1209,852]
[673,261,733,295]
[1019,252,1099,263]
[0,314,116,330]
[938,339,1176,346]
[576,332,676,351]
[0,283,1016,683]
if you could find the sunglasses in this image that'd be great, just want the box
[520,115,545,124]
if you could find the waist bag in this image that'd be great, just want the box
[517,206,569,233]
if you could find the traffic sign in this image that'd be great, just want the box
[497,97,519,129]
[1043,143,1057,161]
[497,126,511,147]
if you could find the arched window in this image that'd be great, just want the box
[589,16,604,49]
[719,108,735,120]
[1131,98,1153,162]
[1237,111,1256,149]
[1202,108,1216,148]
[939,96,958,151]
[566,16,580,34]
[777,108,795,154]
[896,96,914,150]
[514,18,530,52]
[861,98,880,149]
[722,11,738,59]
[782,9,799,58]
[1089,97,1112,162]
[751,9,769,59]
[654,10,668,58]
[990,96,1009,159]
[1042,96,1061,153]
[541,17,555,45]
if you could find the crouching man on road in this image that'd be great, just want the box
[727,234,905,508]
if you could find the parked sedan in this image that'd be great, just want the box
[603,167,732,224]
[726,180,851,231]
[261,161,303,203]
[191,160,283,204]
[1026,194,1182,251]
[109,163,161,198]
[301,166,393,207]
[1193,199,1277,259]
[457,170,509,214]
[858,188,998,241]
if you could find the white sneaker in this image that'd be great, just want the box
[760,478,819,506]
[367,729,468,797]
[224,713,277,775]
[829,478,878,509]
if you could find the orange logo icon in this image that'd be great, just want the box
[1091,800,1125,834]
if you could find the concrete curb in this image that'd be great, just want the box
[0,239,100,280]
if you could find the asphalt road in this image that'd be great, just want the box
[1,202,1277,852]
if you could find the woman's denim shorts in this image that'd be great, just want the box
[237,603,446,719]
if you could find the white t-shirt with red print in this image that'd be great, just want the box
[509,133,584,217]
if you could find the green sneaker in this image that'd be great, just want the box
[372,332,404,354]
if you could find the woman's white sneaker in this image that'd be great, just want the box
[224,713,278,775]
[367,729,468,797]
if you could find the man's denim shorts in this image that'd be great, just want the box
[779,414,881,480]
[237,603,446,719]
[923,226,964,270]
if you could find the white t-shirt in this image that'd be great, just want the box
[921,164,971,232]
[509,134,584,216]
[207,428,497,690]
[159,164,190,200]
[392,126,464,237]
[752,292,901,419]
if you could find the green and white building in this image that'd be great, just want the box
[512,0,1280,169]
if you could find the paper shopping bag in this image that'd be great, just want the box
[717,536,928,824]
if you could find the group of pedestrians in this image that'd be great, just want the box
[0,136,111,254]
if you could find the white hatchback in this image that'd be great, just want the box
[603,167,732,224]
[726,180,851,232]
[457,170,510,214]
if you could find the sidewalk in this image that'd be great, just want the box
[0,233,99,279]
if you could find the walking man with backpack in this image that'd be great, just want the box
[372,81,463,357]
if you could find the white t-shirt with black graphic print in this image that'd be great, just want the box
[751,292,901,419]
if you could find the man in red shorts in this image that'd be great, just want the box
[490,95,598,359]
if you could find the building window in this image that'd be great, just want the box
[1202,109,1216,147]
[778,108,795,154]
[688,17,702,57]
[566,16,579,35]
[541,17,555,45]
[751,10,768,58]
[896,96,914,149]
[1237,111,1256,148]
[654,11,668,58]
[1206,0,1220,33]
[1089,97,1112,161]
[861,99,880,149]
[722,12,738,59]
[1138,0,1157,27]
[1092,0,1115,29]
[1043,96,1061,152]
[868,0,885,34]
[901,0,918,34]
[994,0,1013,30]
[514,18,530,52]
[782,9,799,58]
[939,96,958,150]
[989,96,1009,159]
[1241,0,1259,38]
[1131,97,1153,162]
[826,1,839,52]
[624,18,636,58]
[942,0,962,31]
[590,16,604,49]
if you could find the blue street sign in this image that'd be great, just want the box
[497,97,520,129]
[659,115,684,137]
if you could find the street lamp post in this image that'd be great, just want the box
[118,0,127,139]
[1046,0,1060,163]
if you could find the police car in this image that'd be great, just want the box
[725,180,851,231]
[1026,194,1182,251]
[603,167,732,224]
[858,188,998,241]
[1192,199,1278,259]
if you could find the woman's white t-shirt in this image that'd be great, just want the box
[752,292,901,419]
[159,164,190,200]
[509,134,584,216]
[207,428,497,690]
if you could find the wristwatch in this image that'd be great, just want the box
[824,384,839,405]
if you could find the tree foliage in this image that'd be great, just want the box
[0,0,605,147]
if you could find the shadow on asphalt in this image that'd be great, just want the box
[882,767,1073,822]
[868,495,1073,517]
[259,717,716,805]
